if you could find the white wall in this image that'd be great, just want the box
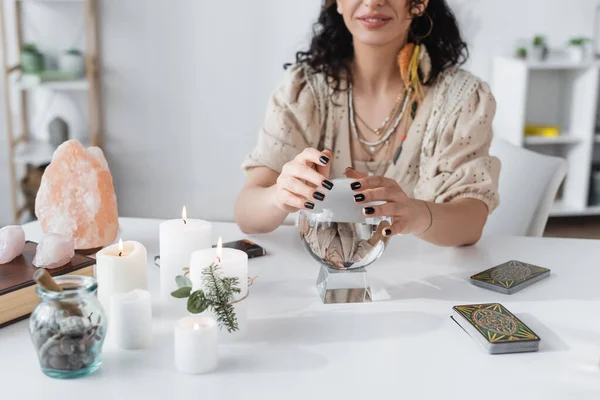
[0,0,595,225]
[100,0,321,221]
[456,0,598,81]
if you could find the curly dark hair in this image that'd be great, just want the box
[287,0,468,90]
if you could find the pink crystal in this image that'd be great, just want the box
[0,225,26,264]
[33,233,75,269]
[35,140,119,250]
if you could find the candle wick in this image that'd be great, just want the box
[216,257,221,264]
[119,251,122,257]
[183,219,187,225]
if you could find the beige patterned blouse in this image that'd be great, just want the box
[242,64,501,214]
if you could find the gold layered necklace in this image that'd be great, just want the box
[353,91,405,136]
[349,84,411,154]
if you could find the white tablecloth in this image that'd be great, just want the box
[1,218,599,399]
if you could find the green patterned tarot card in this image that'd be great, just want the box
[470,260,550,294]
[452,303,541,354]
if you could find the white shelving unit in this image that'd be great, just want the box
[523,135,581,146]
[1,0,101,222]
[13,137,90,166]
[13,139,56,165]
[491,57,600,218]
[525,61,599,70]
[13,74,89,90]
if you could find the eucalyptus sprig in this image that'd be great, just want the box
[171,262,241,333]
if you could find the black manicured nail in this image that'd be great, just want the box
[305,201,315,210]
[313,192,325,201]
[319,156,330,165]
[364,207,375,215]
[351,182,361,190]
[384,229,392,236]
[322,180,334,190]
[354,194,365,203]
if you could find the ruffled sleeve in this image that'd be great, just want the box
[414,81,501,214]
[241,64,323,174]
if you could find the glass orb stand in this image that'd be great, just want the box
[316,264,372,304]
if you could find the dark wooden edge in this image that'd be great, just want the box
[0,313,30,329]
[0,242,96,296]
[0,260,96,296]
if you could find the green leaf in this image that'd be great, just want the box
[569,37,592,46]
[202,263,227,303]
[213,302,239,333]
[221,277,241,301]
[175,275,192,288]
[197,262,241,331]
[187,290,209,314]
[171,287,192,299]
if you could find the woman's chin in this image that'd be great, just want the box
[353,33,405,49]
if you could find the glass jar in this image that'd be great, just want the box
[29,275,107,379]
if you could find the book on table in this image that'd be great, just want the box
[0,241,95,328]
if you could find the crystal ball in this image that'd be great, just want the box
[298,178,391,270]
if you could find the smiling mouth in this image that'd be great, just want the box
[360,17,390,22]
[357,14,392,27]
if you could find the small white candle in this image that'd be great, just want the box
[189,237,248,301]
[174,316,218,374]
[160,206,212,300]
[109,289,153,349]
[96,240,148,314]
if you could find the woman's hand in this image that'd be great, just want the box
[345,168,431,237]
[274,149,334,213]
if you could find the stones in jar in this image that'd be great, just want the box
[35,316,103,372]
[29,275,107,379]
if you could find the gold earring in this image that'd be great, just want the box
[409,12,433,43]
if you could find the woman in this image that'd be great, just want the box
[236,0,500,247]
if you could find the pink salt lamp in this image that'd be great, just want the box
[35,140,119,250]
[0,225,26,264]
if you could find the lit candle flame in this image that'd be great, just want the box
[182,206,187,225]
[193,324,200,331]
[118,238,123,257]
[216,236,223,263]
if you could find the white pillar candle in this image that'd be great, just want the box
[159,206,212,300]
[109,289,153,349]
[96,240,148,314]
[174,316,218,374]
[189,237,248,302]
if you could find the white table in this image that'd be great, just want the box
[1,218,600,399]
